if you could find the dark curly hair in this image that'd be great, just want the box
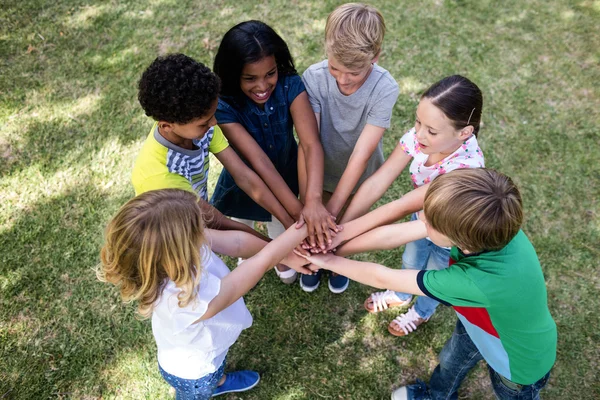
[213,20,296,100]
[138,54,221,124]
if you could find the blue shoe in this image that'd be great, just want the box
[212,370,260,397]
[328,273,349,294]
[300,269,322,292]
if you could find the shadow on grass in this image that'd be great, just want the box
[0,184,135,398]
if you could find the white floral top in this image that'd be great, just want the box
[399,127,485,188]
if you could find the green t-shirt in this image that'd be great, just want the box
[131,123,229,199]
[417,230,557,385]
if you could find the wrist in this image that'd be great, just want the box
[304,192,323,205]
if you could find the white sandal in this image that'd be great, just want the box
[364,290,412,313]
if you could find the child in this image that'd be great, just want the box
[298,169,557,400]
[132,53,294,239]
[301,2,400,293]
[330,75,485,337]
[98,189,310,399]
[211,21,337,284]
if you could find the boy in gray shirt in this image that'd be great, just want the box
[300,3,399,293]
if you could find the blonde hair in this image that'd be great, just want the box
[325,3,385,69]
[424,169,523,253]
[98,189,206,318]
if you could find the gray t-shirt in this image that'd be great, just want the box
[302,60,399,192]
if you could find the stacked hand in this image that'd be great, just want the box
[296,201,341,252]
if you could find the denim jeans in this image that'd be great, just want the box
[407,320,550,400]
[395,214,450,319]
[159,359,226,400]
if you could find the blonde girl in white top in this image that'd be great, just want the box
[99,189,308,399]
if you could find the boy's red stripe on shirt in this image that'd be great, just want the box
[453,306,500,338]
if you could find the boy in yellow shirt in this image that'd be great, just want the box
[132,54,294,237]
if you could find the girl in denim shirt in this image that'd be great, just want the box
[212,20,337,284]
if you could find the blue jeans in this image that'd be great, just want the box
[159,359,226,400]
[408,320,550,400]
[395,214,450,319]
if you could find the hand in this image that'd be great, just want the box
[296,200,339,250]
[324,226,346,252]
[293,250,337,270]
[281,251,312,274]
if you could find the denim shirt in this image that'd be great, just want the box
[210,74,305,221]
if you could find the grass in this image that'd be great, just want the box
[1,0,599,398]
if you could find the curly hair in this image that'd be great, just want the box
[138,54,221,124]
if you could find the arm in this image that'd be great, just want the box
[204,228,267,259]
[326,124,385,218]
[300,252,425,296]
[219,122,303,220]
[328,184,429,249]
[215,147,295,228]
[335,220,427,257]
[198,198,270,241]
[291,93,337,248]
[198,225,308,321]
[340,143,412,223]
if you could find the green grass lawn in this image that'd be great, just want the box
[1,0,599,398]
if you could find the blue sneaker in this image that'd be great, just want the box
[328,273,349,294]
[300,269,322,292]
[212,370,260,397]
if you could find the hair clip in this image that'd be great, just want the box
[466,108,476,126]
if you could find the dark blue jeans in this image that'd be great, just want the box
[410,320,550,400]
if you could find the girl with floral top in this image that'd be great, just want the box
[327,75,485,336]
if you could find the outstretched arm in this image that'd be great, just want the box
[215,147,295,228]
[340,143,412,223]
[335,220,427,257]
[198,198,270,241]
[326,123,385,218]
[328,185,428,250]
[199,225,308,321]
[219,123,303,220]
[298,252,425,296]
[292,94,338,249]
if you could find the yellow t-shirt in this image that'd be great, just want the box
[131,123,229,200]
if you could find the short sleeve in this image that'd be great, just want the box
[366,76,399,128]
[208,125,229,154]
[283,74,306,105]
[398,128,418,158]
[167,269,221,335]
[302,68,322,114]
[417,266,490,307]
[215,98,241,125]
[444,136,486,172]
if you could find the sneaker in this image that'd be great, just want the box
[391,380,429,400]
[328,273,349,294]
[388,306,429,337]
[212,370,260,397]
[364,290,412,313]
[275,265,298,284]
[300,269,322,292]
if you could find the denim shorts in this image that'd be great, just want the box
[159,359,226,400]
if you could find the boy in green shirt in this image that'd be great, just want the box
[132,54,294,238]
[298,168,556,399]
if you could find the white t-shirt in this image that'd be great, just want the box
[398,127,485,188]
[152,246,253,379]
